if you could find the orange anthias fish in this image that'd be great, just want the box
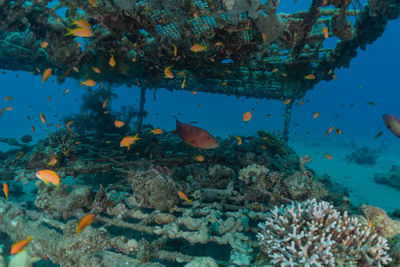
[120,134,141,150]
[102,98,108,109]
[42,68,52,83]
[283,99,291,105]
[4,106,13,111]
[4,96,12,101]
[40,41,49,49]
[194,155,204,162]
[150,128,163,134]
[296,100,304,106]
[0,108,2,117]
[77,214,95,235]
[176,119,219,149]
[109,54,116,67]
[3,183,8,201]
[63,89,69,96]
[164,66,174,79]
[313,112,320,118]
[326,126,335,136]
[177,191,192,203]
[243,111,252,122]
[304,74,316,80]
[322,25,329,39]
[324,153,332,160]
[40,112,47,124]
[80,79,96,87]
[234,136,242,145]
[35,170,60,190]
[190,43,207,53]
[64,27,93,37]
[173,44,178,57]
[92,67,101,73]
[336,128,342,135]
[11,236,32,255]
[47,157,57,166]
[114,120,125,128]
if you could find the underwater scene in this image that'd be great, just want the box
[1,0,400,266]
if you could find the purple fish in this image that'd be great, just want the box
[382,114,400,138]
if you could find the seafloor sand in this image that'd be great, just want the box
[291,138,400,211]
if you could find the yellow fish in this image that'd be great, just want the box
[35,169,60,190]
[109,54,116,67]
[234,136,242,145]
[80,79,96,87]
[47,157,57,166]
[71,19,91,29]
[164,66,174,79]
[304,74,315,80]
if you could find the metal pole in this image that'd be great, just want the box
[136,86,146,132]
[282,100,293,143]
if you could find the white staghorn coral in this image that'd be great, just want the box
[257,199,392,266]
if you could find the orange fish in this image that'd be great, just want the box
[305,74,315,80]
[150,128,163,134]
[194,155,204,162]
[0,108,2,117]
[173,44,178,57]
[326,126,335,136]
[63,89,69,96]
[64,27,93,37]
[4,96,12,101]
[71,19,91,29]
[191,91,197,95]
[3,183,8,201]
[35,169,60,190]
[164,66,174,79]
[31,126,35,132]
[283,99,291,105]
[88,0,98,7]
[11,236,32,255]
[66,120,74,127]
[333,74,338,80]
[336,128,342,135]
[42,68,52,83]
[16,151,24,159]
[296,100,304,106]
[120,134,141,150]
[322,25,329,39]
[109,54,116,67]
[271,68,279,73]
[47,157,57,166]
[324,153,332,160]
[177,191,192,203]
[262,33,267,42]
[176,119,218,149]
[4,106,13,111]
[73,66,80,73]
[102,98,108,109]
[40,112,47,124]
[40,41,49,49]
[47,96,52,101]
[181,76,186,89]
[190,43,206,52]
[114,120,125,128]
[313,112,320,118]
[92,67,101,73]
[76,214,95,235]
[80,79,96,87]
[234,136,242,145]
[243,111,252,122]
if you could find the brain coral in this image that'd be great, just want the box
[257,199,391,266]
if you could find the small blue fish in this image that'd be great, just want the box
[221,59,233,64]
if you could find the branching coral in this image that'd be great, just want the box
[47,128,77,155]
[257,199,392,266]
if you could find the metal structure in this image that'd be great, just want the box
[0,0,399,100]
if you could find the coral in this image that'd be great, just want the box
[8,250,41,267]
[238,163,269,185]
[34,181,94,219]
[154,213,176,225]
[20,134,32,144]
[361,204,400,238]
[257,199,392,266]
[128,165,178,210]
[374,164,400,190]
[346,146,380,166]
[47,128,77,156]
[256,130,288,157]
[184,257,218,267]
[284,171,328,200]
